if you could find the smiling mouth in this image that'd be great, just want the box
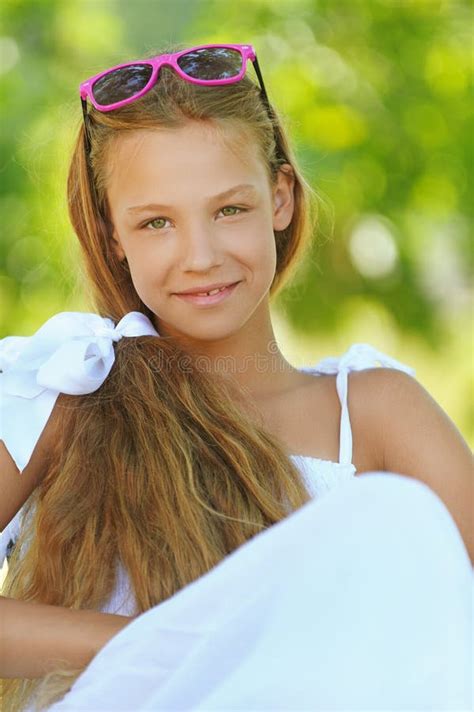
[173,281,241,306]
[174,282,240,297]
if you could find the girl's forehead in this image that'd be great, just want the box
[110,121,254,162]
[105,124,268,202]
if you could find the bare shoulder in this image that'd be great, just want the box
[346,364,472,470]
[355,365,473,467]
[286,368,387,473]
[0,394,65,531]
[342,366,421,473]
[323,367,391,474]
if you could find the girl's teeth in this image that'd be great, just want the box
[196,286,226,296]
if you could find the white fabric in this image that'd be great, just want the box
[49,473,473,711]
[290,453,356,497]
[0,310,159,474]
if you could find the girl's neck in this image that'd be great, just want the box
[155,306,302,400]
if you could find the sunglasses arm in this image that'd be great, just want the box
[251,57,274,121]
[81,97,92,155]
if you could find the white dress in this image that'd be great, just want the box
[0,313,472,710]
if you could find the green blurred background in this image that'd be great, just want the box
[0,0,472,447]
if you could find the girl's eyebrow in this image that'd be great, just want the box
[126,184,258,214]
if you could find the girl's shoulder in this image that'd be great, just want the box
[260,343,416,474]
[308,342,417,457]
[305,342,416,473]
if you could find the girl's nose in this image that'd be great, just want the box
[180,227,224,272]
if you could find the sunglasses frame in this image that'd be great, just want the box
[79,43,274,153]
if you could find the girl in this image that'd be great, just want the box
[0,42,472,711]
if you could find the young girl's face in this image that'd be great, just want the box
[106,121,295,342]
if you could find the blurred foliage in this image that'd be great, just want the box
[0,0,472,444]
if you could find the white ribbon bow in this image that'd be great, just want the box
[0,311,159,473]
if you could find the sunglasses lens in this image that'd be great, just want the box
[92,64,153,105]
[177,47,243,80]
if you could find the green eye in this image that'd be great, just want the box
[221,206,240,216]
[145,217,169,230]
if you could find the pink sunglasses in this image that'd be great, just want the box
[79,43,272,154]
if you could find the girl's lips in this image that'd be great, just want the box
[173,281,241,307]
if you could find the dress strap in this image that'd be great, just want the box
[310,343,416,467]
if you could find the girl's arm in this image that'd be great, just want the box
[363,368,473,565]
[0,595,134,678]
[0,396,64,531]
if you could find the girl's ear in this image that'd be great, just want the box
[272,164,295,232]
[110,228,126,262]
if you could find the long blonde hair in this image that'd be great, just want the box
[3,41,320,710]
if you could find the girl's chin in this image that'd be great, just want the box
[152,315,244,343]
[177,323,242,343]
